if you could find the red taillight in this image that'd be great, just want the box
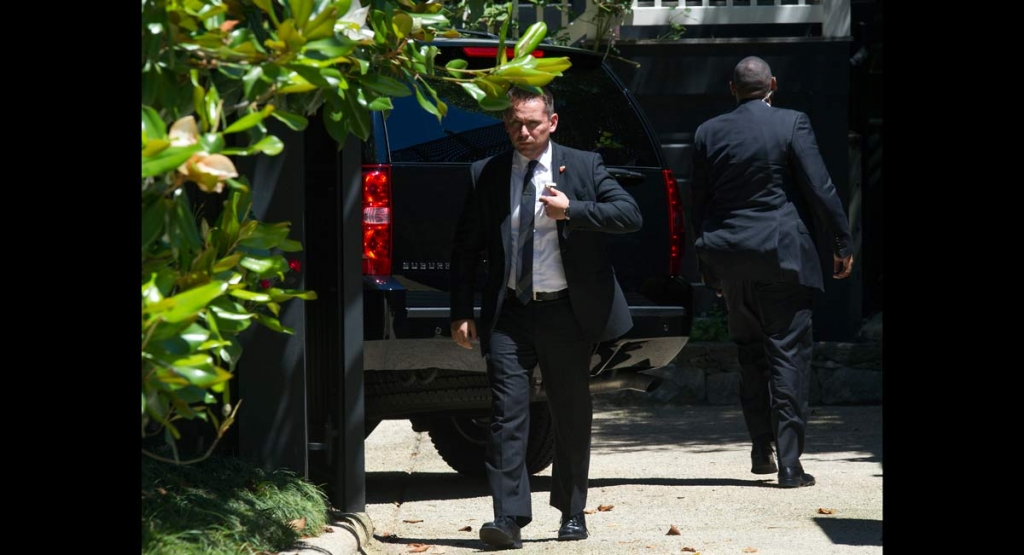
[462,47,545,58]
[664,169,685,275]
[362,164,392,275]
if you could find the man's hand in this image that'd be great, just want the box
[833,253,854,279]
[451,319,477,349]
[539,185,569,219]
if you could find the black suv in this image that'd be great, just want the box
[357,38,694,477]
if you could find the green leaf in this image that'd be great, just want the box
[141,144,201,178]
[289,0,314,29]
[370,10,388,46]
[341,87,371,141]
[141,106,167,143]
[305,37,356,58]
[367,96,393,111]
[239,221,291,249]
[173,385,213,405]
[287,63,331,88]
[230,289,272,302]
[252,135,285,155]
[200,132,226,153]
[206,83,221,130]
[459,82,487,103]
[255,313,293,334]
[151,282,229,324]
[479,95,511,111]
[421,45,437,75]
[209,304,258,321]
[174,365,232,388]
[491,66,555,87]
[360,74,412,97]
[514,21,547,60]
[322,97,350,144]
[179,324,212,350]
[242,65,264,99]
[269,109,309,131]
[534,56,573,75]
[213,253,243,273]
[142,197,168,251]
[172,193,203,257]
[392,12,412,39]
[268,289,319,301]
[414,82,442,121]
[277,238,304,252]
[445,58,469,78]
[239,256,277,274]
[222,108,270,134]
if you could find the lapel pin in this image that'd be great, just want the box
[559,165,566,173]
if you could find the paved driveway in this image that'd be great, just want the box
[362,397,883,555]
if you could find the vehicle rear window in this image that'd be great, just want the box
[385,47,661,167]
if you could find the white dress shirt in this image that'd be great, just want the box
[508,144,568,293]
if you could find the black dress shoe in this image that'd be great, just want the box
[750,440,778,475]
[777,466,816,488]
[479,516,522,549]
[557,513,588,541]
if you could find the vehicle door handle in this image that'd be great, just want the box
[608,168,645,187]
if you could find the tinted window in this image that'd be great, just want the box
[385,47,661,167]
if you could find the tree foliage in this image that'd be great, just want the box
[141,0,569,462]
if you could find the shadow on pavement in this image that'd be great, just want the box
[367,471,779,504]
[590,401,882,462]
[814,517,884,546]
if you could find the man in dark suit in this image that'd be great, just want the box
[690,56,854,488]
[450,86,641,548]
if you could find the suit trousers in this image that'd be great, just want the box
[485,295,593,527]
[720,279,815,468]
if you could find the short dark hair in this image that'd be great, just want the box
[504,86,555,118]
[732,56,772,99]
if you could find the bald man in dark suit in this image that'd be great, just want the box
[691,56,854,488]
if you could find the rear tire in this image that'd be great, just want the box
[427,402,555,478]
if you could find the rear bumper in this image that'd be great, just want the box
[363,275,693,375]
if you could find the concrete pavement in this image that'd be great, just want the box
[291,395,883,555]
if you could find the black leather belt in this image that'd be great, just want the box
[506,288,569,303]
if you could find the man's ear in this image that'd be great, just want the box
[729,81,737,97]
[770,76,777,91]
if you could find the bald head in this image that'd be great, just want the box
[731,56,774,100]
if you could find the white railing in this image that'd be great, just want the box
[564,0,850,44]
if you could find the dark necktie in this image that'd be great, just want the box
[516,159,539,304]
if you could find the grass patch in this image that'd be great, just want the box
[141,453,330,555]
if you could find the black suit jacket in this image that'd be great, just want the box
[450,141,642,354]
[690,98,852,292]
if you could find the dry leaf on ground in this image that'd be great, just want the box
[408,543,430,553]
[742,548,758,553]
[681,548,698,552]
[157,487,168,495]
[323,526,334,533]
[584,509,597,514]
[288,517,306,531]
[598,504,615,512]
[817,508,836,515]
[458,525,472,532]
[667,525,681,535]
[403,519,424,523]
